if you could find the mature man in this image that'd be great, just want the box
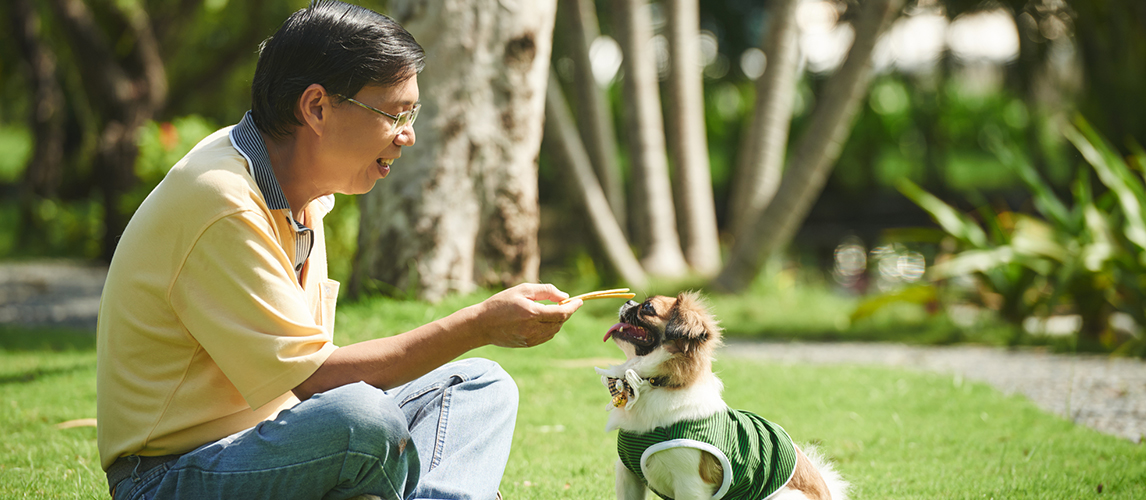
[95,2,582,498]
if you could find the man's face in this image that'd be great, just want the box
[319,75,419,195]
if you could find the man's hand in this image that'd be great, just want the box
[470,283,583,348]
[296,283,582,399]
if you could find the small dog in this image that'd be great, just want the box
[595,292,848,500]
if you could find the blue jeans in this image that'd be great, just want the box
[110,358,518,500]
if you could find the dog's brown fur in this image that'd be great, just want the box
[651,293,722,388]
[698,451,723,488]
[790,447,832,500]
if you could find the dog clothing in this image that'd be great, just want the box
[617,409,797,500]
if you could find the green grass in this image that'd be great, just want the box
[2,295,1144,498]
[1,327,101,499]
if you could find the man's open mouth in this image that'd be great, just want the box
[604,322,653,345]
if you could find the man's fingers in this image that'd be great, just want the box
[537,298,581,322]
[515,283,569,303]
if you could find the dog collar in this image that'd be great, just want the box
[603,370,679,409]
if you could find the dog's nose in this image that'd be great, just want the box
[619,300,637,315]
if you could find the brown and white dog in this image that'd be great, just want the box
[595,292,848,500]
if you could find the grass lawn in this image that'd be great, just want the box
[2,292,1144,499]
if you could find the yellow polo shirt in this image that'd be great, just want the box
[96,119,339,470]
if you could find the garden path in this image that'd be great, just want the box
[0,260,106,329]
[722,340,1146,443]
[1,261,1143,443]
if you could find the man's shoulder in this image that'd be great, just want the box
[169,126,247,184]
[157,126,265,212]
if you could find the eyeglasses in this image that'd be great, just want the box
[335,94,420,131]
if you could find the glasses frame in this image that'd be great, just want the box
[334,94,420,131]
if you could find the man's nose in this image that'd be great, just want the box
[395,125,416,146]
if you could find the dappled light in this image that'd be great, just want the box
[4,0,1146,496]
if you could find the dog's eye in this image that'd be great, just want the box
[640,302,656,316]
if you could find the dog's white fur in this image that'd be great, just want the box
[599,298,849,500]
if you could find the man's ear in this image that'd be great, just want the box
[297,84,330,136]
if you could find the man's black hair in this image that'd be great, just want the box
[251,0,425,138]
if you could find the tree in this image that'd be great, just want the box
[9,0,65,201]
[715,0,904,292]
[352,0,558,302]
[3,0,300,260]
[546,0,904,292]
[43,0,167,261]
[726,0,800,237]
[543,69,649,288]
[665,0,721,276]
[612,0,690,278]
[555,0,626,230]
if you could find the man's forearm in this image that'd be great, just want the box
[292,305,486,400]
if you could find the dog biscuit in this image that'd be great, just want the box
[560,288,636,305]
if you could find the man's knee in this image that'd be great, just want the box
[456,358,518,408]
[312,382,412,456]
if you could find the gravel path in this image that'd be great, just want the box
[0,261,106,329]
[2,261,1143,443]
[722,340,1146,443]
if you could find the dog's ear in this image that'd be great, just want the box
[664,291,721,354]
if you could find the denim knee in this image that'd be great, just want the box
[312,381,413,456]
[457,358,518,408]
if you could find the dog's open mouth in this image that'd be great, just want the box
[604,322,653,345]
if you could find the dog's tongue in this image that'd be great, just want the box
[604,322,628,342]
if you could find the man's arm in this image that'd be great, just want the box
[292,283,582,400]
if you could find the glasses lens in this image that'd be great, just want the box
[401,105,420,130]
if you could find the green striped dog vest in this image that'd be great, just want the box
[617,409,797,500]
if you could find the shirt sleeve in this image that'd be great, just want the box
[169,209,337,409]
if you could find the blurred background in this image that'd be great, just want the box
[2,0,1145,356]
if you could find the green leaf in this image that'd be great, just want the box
[986,134,1074,231]
[1081,205,1116,272]
[929,247,1015,279]
[1064,117,1146,255]
[1010,216,1067,262]
[896,178,988,248]
[850,285,937,323]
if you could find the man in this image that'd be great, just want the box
[95,1,582,498]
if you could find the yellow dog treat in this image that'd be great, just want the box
[560,288,636,305]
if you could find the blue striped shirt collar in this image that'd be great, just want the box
[229,111,291,212]
[228,111,314,278]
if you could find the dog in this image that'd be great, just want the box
[595,292,848,500]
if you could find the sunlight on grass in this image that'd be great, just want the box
[1,294,1142,498]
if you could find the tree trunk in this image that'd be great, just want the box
[353,0,557,302]
[558,0,627,231]
[612,0,689,277]
[727,0,800,237]
[10,0,66,199]
[543,69,649,288]
[714,0,903,293]
[665,0,721,276]
[45,0,167,261]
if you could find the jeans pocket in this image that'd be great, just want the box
[119,462,171,500]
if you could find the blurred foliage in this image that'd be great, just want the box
[127,116,218,213]
[0,114,364,289]
[0,125,32,183]
[0,0,1144,356]
[896,116,1146,357]
[325,193,360,288]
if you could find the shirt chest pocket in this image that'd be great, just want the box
[318,279,340,336]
